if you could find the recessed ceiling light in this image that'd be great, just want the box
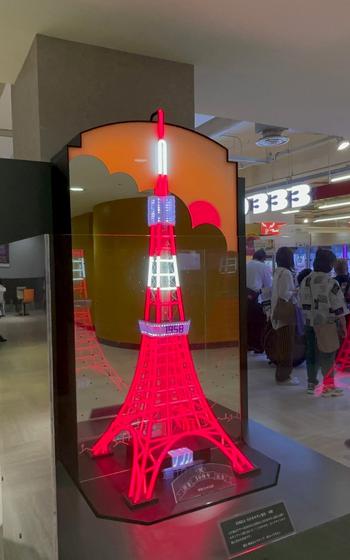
[318,201,350,209]
[70,186,85,192]
[303,218,309,223]
[314,214,350,223]
[337,140,350,151]
[330,173,350,183]
[281,209,300,214]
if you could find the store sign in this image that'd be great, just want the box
[245,184,311,215]
[260,222,285,236]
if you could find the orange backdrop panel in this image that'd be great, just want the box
[69,122,237,251]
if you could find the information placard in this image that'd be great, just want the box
[220,502,294,557]
[172,463,236,504]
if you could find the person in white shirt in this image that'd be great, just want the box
[246,249,272,298]
[246,249,272,352]
[271,247,299,385]
[300,249,348,396]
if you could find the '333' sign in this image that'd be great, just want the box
[245,184,311,215]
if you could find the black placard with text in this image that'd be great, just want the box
[221,502,294,557]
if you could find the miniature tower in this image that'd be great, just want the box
[73,249,127,391]
[91,109,255,504]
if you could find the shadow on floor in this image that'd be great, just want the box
[249,512,350,560]
[1,539,47,560]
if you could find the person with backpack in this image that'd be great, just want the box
[300,249,348,396]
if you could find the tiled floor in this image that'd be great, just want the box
[248,352,350,468]
[0,311,56,560]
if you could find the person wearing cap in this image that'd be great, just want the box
[246,249,272,352]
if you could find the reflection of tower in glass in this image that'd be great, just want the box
[91,109,255,505]
[72,249,127,391]
[331,321,350,380]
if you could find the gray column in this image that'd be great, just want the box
[12,35,194,161]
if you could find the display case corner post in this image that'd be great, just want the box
[237,176,249,434]
[50,146,79,481]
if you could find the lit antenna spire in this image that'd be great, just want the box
[157,108,167,176]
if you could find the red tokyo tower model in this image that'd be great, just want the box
[91,109,255,504]
[72,249,127,391]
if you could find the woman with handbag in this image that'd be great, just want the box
[300,249,348,396]
[271,247,299,385]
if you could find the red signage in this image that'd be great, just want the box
[260,222,285,236]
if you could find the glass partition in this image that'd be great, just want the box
[0,235,57,559]
[66,117,278,524]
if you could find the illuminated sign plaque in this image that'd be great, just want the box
[245,184,311,215]
[260,222,285,236]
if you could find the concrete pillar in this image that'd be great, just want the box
[12,35,194,161]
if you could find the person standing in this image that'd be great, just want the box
[0,279,6,317]
[300,249,348,396]
[0,280,7,342]
[246,249,272,352]
[271,247,299,385]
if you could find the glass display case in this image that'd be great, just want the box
[63,110,279,523]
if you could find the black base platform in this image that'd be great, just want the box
[77,403,280,524]
[56,419,350,560]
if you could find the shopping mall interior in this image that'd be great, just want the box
[1,3,350,559]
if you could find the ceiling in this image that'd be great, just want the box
[2,0,350,136]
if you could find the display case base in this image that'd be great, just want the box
[77,403,280,524]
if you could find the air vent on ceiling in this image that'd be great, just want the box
[255,124,290,147]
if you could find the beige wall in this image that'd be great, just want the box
[12,35,194,161]
[11,40,40,161]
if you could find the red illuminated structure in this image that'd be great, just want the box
[335,321,350,374]
[91,109,255,504]
[323,320,350,387]
[73,249,127,391]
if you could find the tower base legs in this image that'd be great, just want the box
[78,410,280,524]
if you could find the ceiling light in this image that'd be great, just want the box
[337,140,350,151]
[314,215,350,223]
[70,186,85,192]
[330,173,350,183]
[281,209,300,214]
[318,201,350,209]
[303,218,309,223]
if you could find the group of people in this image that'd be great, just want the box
[247,247,350,396]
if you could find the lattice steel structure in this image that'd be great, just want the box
[91,110,255,504]
[73,249,127,391]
